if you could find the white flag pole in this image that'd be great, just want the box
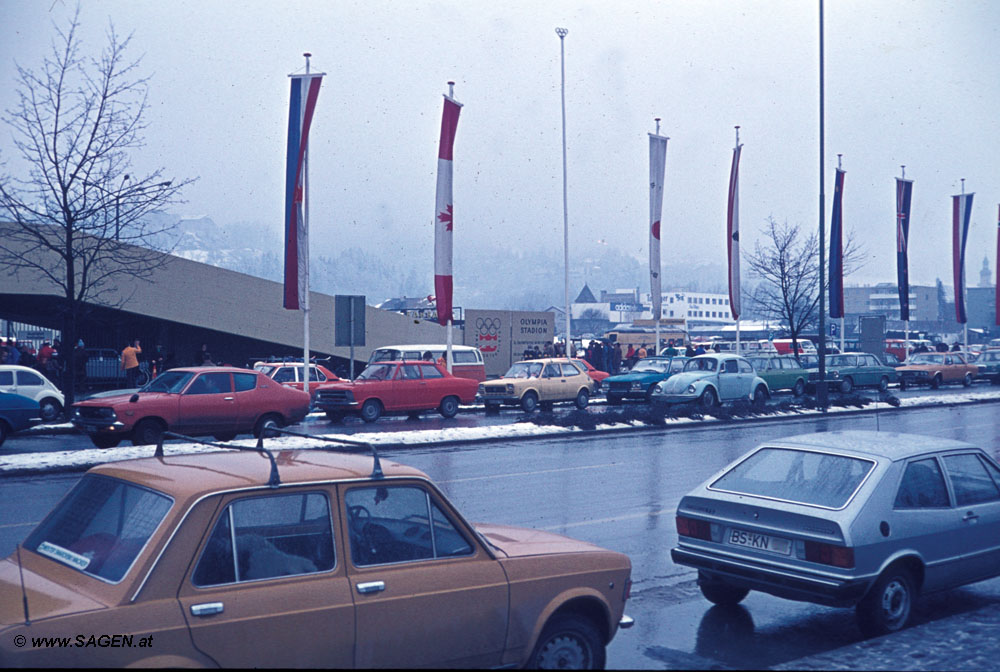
[302,52,312,399]
[557,27,571,360]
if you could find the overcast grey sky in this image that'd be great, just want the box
[2,0,998,289]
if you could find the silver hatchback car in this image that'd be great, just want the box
[672,431,1000,636]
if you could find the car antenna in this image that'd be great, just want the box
[263,427,384,479]
[16,543,30,625]
[155,432,282,487]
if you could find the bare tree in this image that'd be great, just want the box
[0,9,193,405]
[745,217,864,359]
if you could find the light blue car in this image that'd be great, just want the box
[650,354,769,411]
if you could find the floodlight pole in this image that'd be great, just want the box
[557,27,571,359]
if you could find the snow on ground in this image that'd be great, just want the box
[4,389,999,476]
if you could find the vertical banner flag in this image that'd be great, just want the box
[996,205,999,326]
[283,73,323,310]
[895,178,914,321]
[434,92,462,325]
[952,191,974,323]
[649,132,668,321]
[829,168,846,319]
[727,143,743,319]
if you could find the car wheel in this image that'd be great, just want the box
[520,391,539,413]
[840,377,854,394]
[212,433,237,442]
[360,399,383,423]
[39,397,63,422]
[574,388,590,409]
[792,379,805,397]
[131,419,164,446]
[90,434,121,449]
[438,395,459,418]
[963,373,973,387]
[856,566,916,637]
[699,573,750,606]
[253,413,283,438]
[878,376,889,392]
[0,421,8,448]
[930,374,942,390]
[899,379,909,391]
[699,387,718,410]
[528,614,605,670]
[644,386,657,403]
[607,394,623,405]
[752,385,767,411]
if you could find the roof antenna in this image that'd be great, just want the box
[267,427,384,479]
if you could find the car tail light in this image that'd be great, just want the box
[623,579,632,602]
[676,515,712,541]
[804,540,854,568]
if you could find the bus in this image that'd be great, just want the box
[367,344,486,382]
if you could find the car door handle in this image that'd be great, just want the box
[224,396,234,401]
[356,580,385,594]
[190,602,224,616]
[963,511,979,522]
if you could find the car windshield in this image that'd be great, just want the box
[909,354,942,365]
[505,362,544,378]
[141,371,194,393]
[254,364,277,376]
[683,358,717,372]
[24,474,172,583]
[631,359,669,373]
[369,349,400,363]
[357,363,394,381]
[711,447,875,509]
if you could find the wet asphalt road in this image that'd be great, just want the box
[1,402,998,669]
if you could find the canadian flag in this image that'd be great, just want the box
[434,92,462,325]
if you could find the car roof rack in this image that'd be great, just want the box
[155,431,282,487]
[262,427,384,480]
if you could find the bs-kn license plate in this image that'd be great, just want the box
[727,527,791,555]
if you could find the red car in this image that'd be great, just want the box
[71,367,311,448]
[575,358,611,389]
[314,360,478,423]
[254,362,340,397]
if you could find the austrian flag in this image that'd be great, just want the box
[434,92,462,326]
[649,132,668,321]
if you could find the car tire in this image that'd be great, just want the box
[752,385,767,411]
[963,373,973,387]
[438,396,459,418]
[0,421,8,448]
[792,379,805,397]
[840,377,854,394]
[574,388,590,409]
[520,391,539,413]
[699,387,718,410]
[899,379,909,391]
[213,433,237,442]
[39,397,63,422]
[90,434,121,449]
[644,386,657,404]
[360,399,383,423]
[878,376,889,392]
[253,413,283,438]
[131,419,164,446]
[856,565,916,637]
[607,394,623,405]
[699,573,750,606]
[528,614,605,670]
[931,374,942,390]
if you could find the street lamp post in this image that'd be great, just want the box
[556,27,570,358]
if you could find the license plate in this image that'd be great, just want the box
[727,527,791,555]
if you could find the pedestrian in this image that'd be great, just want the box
[150,344,167,378]
[664,339,679,358]
[612,342,623,374]
[637,343,647,360]
[201,351,216,366]
[694,343,707,356]
[37,341,54,372]
[194,343,209,366]
[712,343,721,353]
[73,339,88,391]
[5,343,20,365]
[121,338,142,387]
[951,342,962,352]
[685,343,696,357]
[625,343,636,368]
[543,341,554,357]
[19,344,36,369]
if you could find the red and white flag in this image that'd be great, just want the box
[649,132,668,321]
[727,142,743,319]
[434,92,462,325]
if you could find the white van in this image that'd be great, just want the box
[367,344,486,382]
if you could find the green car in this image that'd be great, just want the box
[746,355,809,396]
[974,350,1000,383]
[807,352,898,393]
[604,356,688,404]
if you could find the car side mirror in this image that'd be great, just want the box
[129,393,139,403]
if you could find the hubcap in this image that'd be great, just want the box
[537,634,589,669]
[880,578,910,628]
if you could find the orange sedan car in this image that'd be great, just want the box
[897,352,978,390]
[1,444,633,668]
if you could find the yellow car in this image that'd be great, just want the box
[479,358,596,412]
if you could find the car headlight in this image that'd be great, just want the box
[830,371,840,379]
[478,384,484,394]
[506,383,514,394]
[631,382,643,391]
[687,384,697,393]
[654,383,664,393]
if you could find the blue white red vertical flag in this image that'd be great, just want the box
[649,132,668,321]
[727,143,743,319]
[283,73,323,310]
[829,168,846,319]
[895,178,914,321]
[434,92,462,326]
[952,191,974,324]
[996,204,999,326]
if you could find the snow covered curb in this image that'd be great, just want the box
[3,389,999,477]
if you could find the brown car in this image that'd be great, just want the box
[897,352,978,390]
[1,444,633,668]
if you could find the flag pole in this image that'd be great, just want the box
[962,178,968,352]
[302,52,312,399]
[734,125,741,355]
[838,154,844,353]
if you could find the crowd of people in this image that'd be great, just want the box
[1,338,90,389]
[516,337,722,376]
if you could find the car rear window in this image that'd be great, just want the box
[25,474,172,583]
[710,448,875,509]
